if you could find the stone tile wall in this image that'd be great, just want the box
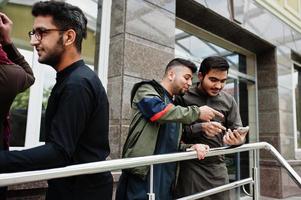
[107,0,175,160]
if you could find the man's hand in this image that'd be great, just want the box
[223,129,247,145]
[0,12,13,45]
[202,121,226,137]
[199,105,224,122]
[190,144,209,160]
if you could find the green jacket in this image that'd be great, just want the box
[122,80,200,178]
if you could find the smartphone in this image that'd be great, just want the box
[236,126,249,134]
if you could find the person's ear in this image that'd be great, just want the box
[198,72,204,81]
[63,29,76,46]
[168,70,176,82]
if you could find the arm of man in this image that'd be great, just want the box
[174,95,225,136]
[134,84,224,125]
[184,121,226,137]
[0,143,68,173]
[0,83,93,173]
[133,84,200,124]
[179,122,225,152]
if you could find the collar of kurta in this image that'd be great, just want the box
[56,59,84,81]
[192,83,207,97]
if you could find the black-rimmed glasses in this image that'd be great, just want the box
[28,28,66,41]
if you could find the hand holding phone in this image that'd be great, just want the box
[223,126,249,145]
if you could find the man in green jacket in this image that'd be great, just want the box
[116,58,224,200]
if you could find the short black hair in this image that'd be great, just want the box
[199,56,229,75]
[165,58,197,74]
[32,1,87,52]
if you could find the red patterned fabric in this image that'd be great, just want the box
[0,45,13,65]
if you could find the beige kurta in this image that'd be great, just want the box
[175,85,242,200]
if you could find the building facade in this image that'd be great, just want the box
[1,0,301,199]
[108,0,301,198]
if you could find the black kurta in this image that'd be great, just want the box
[0,60,113,200]
[175,85,242,200]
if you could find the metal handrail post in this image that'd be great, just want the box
[148,164,155,200]
[265,144,301,187]
[252,149,259,200]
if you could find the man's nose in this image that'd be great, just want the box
[29,36,39,46]
[188,79,192,86]
[215,81,223,89]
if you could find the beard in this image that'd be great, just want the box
[199,81,218,97]
[173,86,188,96]
[38,36,64,68]
[178,88,187,96]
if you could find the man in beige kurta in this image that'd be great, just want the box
[175,56,248,200]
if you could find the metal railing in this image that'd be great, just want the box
[0,142,300,200]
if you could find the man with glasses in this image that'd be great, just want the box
[0,1,112,200]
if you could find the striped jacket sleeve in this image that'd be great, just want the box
[133,84,200,125]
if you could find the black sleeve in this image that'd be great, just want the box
[0,83,93,173]
[0,143,67,173]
